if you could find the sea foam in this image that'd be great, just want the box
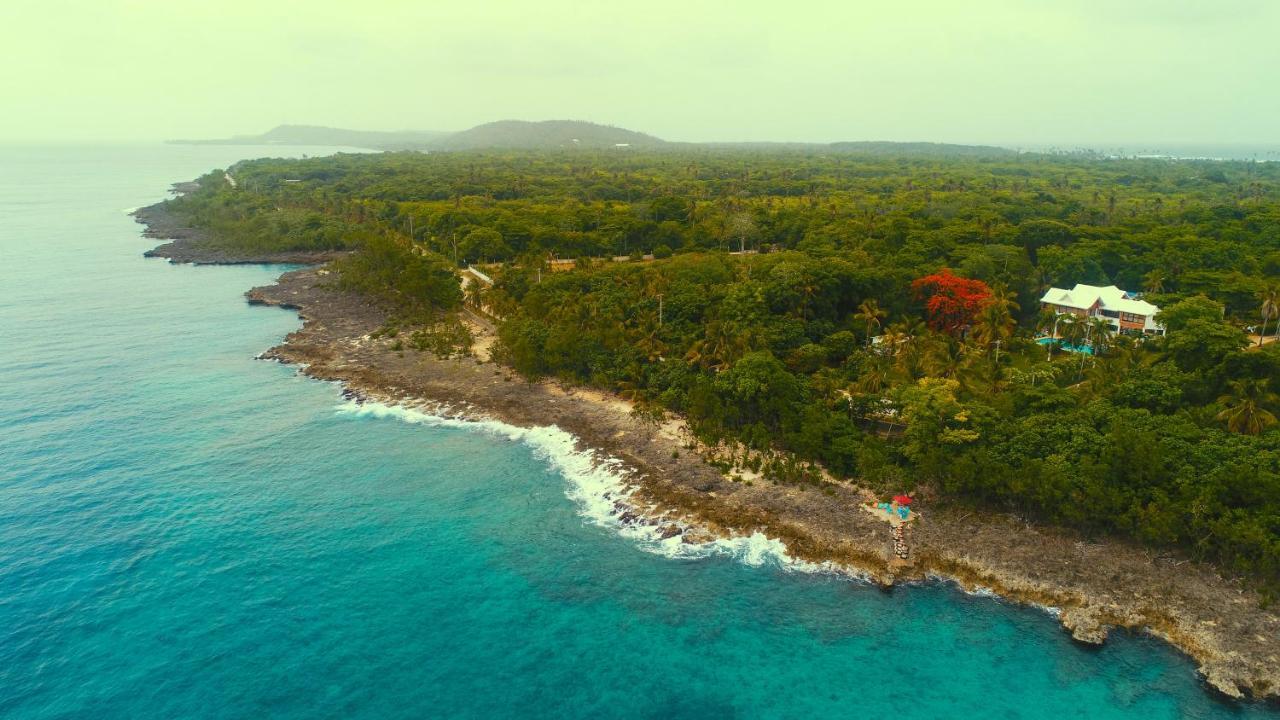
[925,573,1063,617]
[335,398,829,574]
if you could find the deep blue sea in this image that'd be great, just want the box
[0,145,1275,720]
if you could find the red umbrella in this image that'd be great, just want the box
[892,495,913,505]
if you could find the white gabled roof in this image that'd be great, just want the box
[1040,283,1159,317]
[1041,287,1090,309]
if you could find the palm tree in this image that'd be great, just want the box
[853,355,893,394]
[463,280,486,311]
[811,368,849,410]
[1086,316,1113,355]
[549,297,590,327]
[853,298,887,346]
[1082,336,1146,396]
[959,356,1009,396]
[796,275,820,320]
[1036,308,1060,342]
[1082,356,1121,398]
[633,314,667,363]
[1105,335,1147,371]
[1215,379,1279,435]
[1057,313,1083,350]
[643,271,671,326]
[923,336,971,379]
[1257,285,1280,348]
[971,300,1016,359]
[522,249,552,283]
[875,327,905,358]
[685,320,749,372]
[889,319,928,379]
[1142,268,1166,295]
[988,284,1021,316]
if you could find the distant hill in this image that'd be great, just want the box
[430,120,666,150]
[172,120,1016,155]
[170,120,662,151]
[168,125,452,151]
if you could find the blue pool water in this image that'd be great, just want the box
[0,145,1274,719]
[1037,336,1095,355]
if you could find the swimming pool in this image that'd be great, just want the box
[1036,337,1095,355]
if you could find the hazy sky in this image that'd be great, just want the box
[3,0,1277,145]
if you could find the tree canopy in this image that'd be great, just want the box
[162,147,1280,595]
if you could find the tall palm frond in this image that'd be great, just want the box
[1216,379,1279,435]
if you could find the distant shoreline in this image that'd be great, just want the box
[136,212,1280,703]
[162,120,1280,162]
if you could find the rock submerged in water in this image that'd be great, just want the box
[1200,659,1248,700]
[681,528,716,545]
[1060,606,1110,645]
[1058,607,1255,699]
[658,524,682,540]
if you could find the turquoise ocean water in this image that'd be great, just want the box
[0,145,1275,719]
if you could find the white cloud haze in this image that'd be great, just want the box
[2,0,1276,145]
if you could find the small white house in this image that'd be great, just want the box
[1040,283,1164,335]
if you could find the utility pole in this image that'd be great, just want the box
[1048,315,1060,361]
[1077,326,1091,379]
[658,294,664,326]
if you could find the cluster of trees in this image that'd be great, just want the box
[164,149,1280,322]
[163,171,354,253]
[162,148,1280,593]
[490,252,1279,590]
[332,233,461,314]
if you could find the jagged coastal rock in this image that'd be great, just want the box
[233,265,1278,702]
[1060,606,1110,645]
[136,201,1280,703]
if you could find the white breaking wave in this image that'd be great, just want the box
[335,398,833,575]
[340,397,1076,613]
[926,573,1063,617]
[924,573,993,596]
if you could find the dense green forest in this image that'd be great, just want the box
[162,148,1280,594]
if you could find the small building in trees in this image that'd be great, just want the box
[1040,283,1164,335]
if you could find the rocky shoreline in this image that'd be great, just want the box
[234,266,1279,702]
[132,202,348,266]
[135,203,1279,702]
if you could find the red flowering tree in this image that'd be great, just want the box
[911,269,993,335]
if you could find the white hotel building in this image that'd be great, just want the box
[1039,283,1165,336]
